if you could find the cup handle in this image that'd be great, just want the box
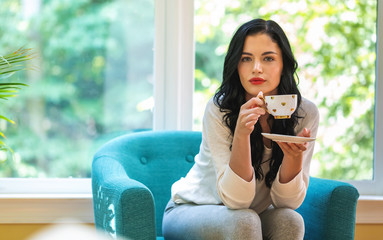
[258,95,269,113]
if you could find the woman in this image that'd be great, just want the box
[162,18,319,240]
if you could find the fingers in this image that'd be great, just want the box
[237,95,267,134]
[276,141,307,155]
[256,91,264,101]
[238,94,266,126]
[276,128,311,155]
[240,107,265,127]
[241,91,266,110]
[274,128,312,157]
[297,128,311,138]
[241,110,262,127]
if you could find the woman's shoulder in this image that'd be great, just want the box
[299,97,319,117]
[202,96,232,135]
[205,96,222,115]
[296,97,320,130]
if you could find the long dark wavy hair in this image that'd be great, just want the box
[214,19,302,188]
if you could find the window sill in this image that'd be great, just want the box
[0,193,93,224]
[356,195,383,224]
[0,194,381,224]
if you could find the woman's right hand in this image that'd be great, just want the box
[235,91,266,136]
[229,91,266,182]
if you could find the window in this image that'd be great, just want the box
[194,0,382,194]
[0,0,195,223]
[0,0,381,224]
[0,0,154,178]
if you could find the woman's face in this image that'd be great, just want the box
[237,33,283,100]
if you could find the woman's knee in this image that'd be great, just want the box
[280,209,304,239]
[163,204,263,240]
[261,208,304,240]
[282,209,304,234]
[224,209,262,240]
[197,208,262,240]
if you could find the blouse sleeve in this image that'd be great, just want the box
[202,99,256,209]
[270,99,320,209]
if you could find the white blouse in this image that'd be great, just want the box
[171,97,320,213]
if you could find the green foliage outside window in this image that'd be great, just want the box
[0,0,154,177]
[194,0,376,180]
[0,0,376,180]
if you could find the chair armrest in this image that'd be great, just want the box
[296,177,359,240]
[92,156,156,240]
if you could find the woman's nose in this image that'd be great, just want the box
[252,61,263,73]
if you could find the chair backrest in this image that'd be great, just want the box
[95,130,201,236]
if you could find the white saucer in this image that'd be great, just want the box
[261,133,316,144]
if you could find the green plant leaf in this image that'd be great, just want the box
[0,115,15,124]
[0,48,34,152]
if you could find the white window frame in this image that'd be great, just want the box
[0,0,382,225]
[154,0,195,131]
[348,0,383,196]
[353,0,383,224]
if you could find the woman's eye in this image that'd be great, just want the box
[241,57,252,62]
[264,56,274,62]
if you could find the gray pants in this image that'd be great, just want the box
[162,200,304,240]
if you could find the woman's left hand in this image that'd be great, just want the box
[276,128,311,183]
[276,128,310,160]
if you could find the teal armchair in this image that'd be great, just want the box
[92,130,359,240]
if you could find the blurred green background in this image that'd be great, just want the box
[0,0,155,177]
[193,0,376,180]
[0,0,376,180]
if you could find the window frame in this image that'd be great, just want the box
[348,0,383,196]
[0,0,382,224]
[153,0,195,130]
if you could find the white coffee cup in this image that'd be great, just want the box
[264,94,297,119]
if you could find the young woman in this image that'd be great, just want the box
[162,18,319,240]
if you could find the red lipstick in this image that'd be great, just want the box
[249,77,265,85]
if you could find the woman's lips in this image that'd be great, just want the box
[249,77,266,85]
